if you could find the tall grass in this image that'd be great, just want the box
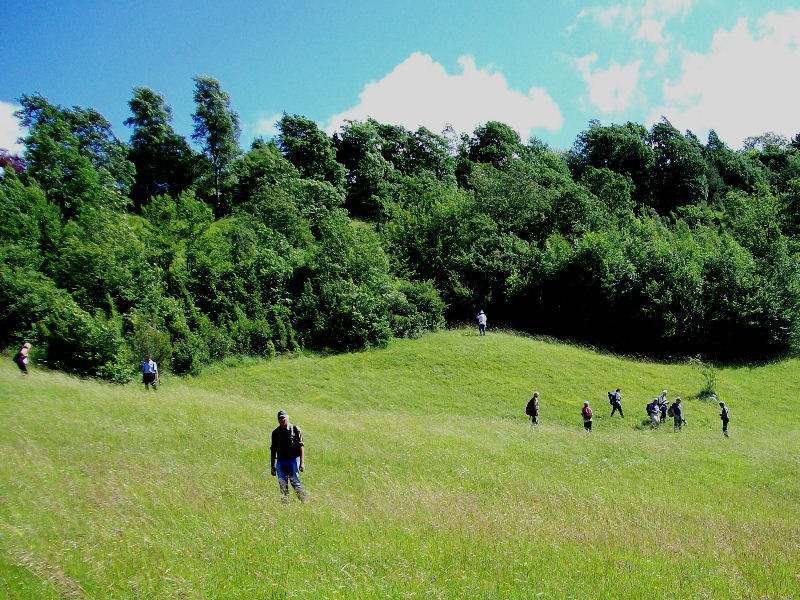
[1,329,798,598]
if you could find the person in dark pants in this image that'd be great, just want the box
[719,401,730,437]
[610,388,624,417]
[270,410,306,503]
[672,397,683,431]
[582,401,593,432]
[141,354,158,391]
[477,310,487,335]
[526,391,540,426]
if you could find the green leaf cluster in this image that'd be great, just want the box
[5,83,800,379]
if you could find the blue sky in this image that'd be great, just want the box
[2,0,799,156]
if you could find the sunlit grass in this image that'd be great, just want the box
[1,329,798,598]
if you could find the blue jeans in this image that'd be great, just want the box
[276,458,305,501]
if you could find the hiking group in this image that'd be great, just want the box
[525,388,731,436]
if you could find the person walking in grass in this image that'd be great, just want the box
[657,390,668,423]
[141,354,159,391]
[647,400,660,428]
[271,410,306,503]
[609,388,624,417]
[719,401,730,437]
[672,397,683,431]
[13,342,31,375]
[526,391,540,426]
[477,310,487,336]
[582,401,593,432]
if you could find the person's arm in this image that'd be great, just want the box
[299,445,305,472]
[270,432,277,476]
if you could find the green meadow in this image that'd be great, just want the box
[1,329,798,599]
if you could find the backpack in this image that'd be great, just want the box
[583,406,593,420]
[667,404,675,417]
[608,392,615,405]
[525,398,536,416]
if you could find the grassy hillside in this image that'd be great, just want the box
[1,329,798,599]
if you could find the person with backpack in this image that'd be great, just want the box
[13,342,31,375]
[609,388,624,417]
[582,401,593,432]
[476,310,487,336]
[719,401,730,437]
[271,410,306,503]
[672,397,683,431]
[647,400,660,428]
[526,392,540,426]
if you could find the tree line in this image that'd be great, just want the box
[2,76,800,380]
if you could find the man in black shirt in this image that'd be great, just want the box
[270,410,306,502]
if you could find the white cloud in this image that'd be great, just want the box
[324,52,563,140]
[575,54,643,113]
[641,0,693,19]
[0,101,27,155]
[636,18,666,43]
[251,112,282,140]
[576,0,694,43]
[650,10,800,149]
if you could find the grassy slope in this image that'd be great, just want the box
[0,329,798,599]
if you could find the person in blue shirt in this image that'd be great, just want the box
[672,397,683,431]
[142,354,159,391]
[610,388,624,417]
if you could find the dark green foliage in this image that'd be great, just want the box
[464,121,524,170]
[649,120,709,213]
[568,120,654,205]
[191,76,241,213]
[125,87,199,210]
[6,82,800,377]
[277,113,346,192]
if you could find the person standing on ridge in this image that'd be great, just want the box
[477,310,487,336]
[270,410,306,503]
[719,401,730,437]
[610,388,624,417]
[582,401,593,432]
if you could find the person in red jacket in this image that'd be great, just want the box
[582,401,593,432]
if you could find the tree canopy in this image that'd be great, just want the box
[5,80,800,380]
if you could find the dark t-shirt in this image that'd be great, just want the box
[271,424,304,460]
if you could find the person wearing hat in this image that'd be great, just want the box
[581,401,593,432]
[476,310,487,336]
[657,390,668,423]
[719,401,730,437]
[270,410,306,502]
